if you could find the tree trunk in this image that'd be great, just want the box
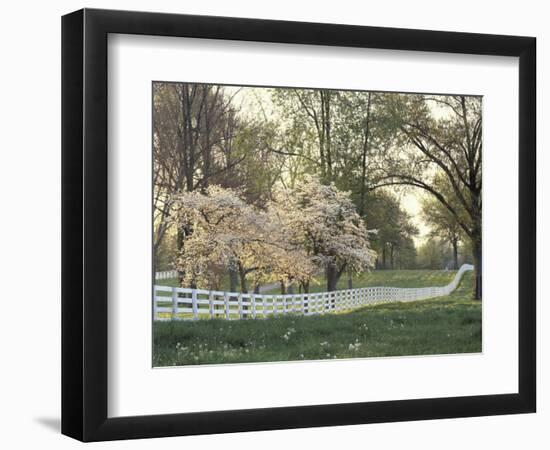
[358,92,372,217]
[237,265,249,315]
[280,281,286,295]
[452,239,459,270]
[326,263,338,291]
[347,271,353,290]
[229,265,238,292]
[472,238,482,300]
[302,281,310,294]
[176,227,185,286]
[327,262,346,292]
[239,267,248,294]
[253,284,260,294]
[176,223,193,286]
[390,244,395,270]
[382,246,387,270]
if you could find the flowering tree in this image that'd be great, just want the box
[172,186,270,292]
[259,215,319,293]
[173,186,320,293]
[172,179,374,294]
[271,176,376,291]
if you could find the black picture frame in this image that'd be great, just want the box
[61,8,536,442]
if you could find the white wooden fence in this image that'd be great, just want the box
[155,270,178,280]
[153,264,474,321]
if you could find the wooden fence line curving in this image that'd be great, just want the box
[153,264,474,321]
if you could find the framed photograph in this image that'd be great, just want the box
[61,8,536,442]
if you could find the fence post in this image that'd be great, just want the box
[192,289,198,321]
[224,292,230,319]
[209,291,214,319]
[238,293,243,319]
[171,287,178,321]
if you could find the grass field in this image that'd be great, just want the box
[263,269,457,293]
[153,270,481,367]
[156,269,457,294]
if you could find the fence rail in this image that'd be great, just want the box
[153,264,474,321]
[155,270,178,280]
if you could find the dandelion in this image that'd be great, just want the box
[282,327,296,341]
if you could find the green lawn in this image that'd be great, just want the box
[156,269,457,294]
[264,269,457,294]
[153,270,481,367]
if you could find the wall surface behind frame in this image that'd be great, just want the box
[0,0,546,448]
